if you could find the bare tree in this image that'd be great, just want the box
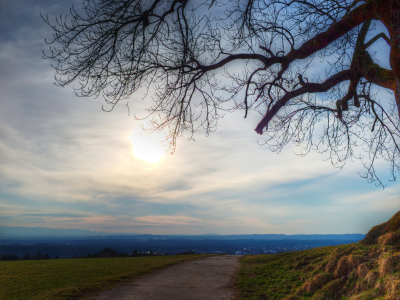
[43,0,400,186]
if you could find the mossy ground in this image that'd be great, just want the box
[0,254,210,300]
[236,243,400,300]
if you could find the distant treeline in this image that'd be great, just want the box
[0,248,195,261]
[85,247,159,258]
[78,248,194,258]
[1,252,52,261]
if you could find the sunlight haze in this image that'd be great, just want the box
[0,0,398,236]
[130,129,166,163]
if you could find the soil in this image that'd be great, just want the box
[90,255,240,300]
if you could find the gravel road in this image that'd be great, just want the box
[91,255,240,300]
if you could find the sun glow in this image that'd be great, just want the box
[130,129,166,163]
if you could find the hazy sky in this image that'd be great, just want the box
[0,0,398,235]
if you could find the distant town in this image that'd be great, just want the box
[0,227,364,260]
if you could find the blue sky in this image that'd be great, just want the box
[0,0,398,235]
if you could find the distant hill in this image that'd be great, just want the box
[0,225,364,240]
[192,234,366,241]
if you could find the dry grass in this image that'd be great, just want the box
[334,255,352,278]
[365,269,380,285]
[283,296,299,300]
[361,211,400,246]
[386,278,400,298]
[355,262,372,278]
[378,252,400,276]
[300,273,333,294]
[237,243,400,300]
[237,211,400,299]
[378,231,400,246]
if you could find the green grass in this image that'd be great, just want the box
[0,255,209,300]
[236,246,335,300]
[236,244,400,300]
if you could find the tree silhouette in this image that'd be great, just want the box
[44,0,400,186]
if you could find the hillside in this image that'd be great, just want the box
[237,211,400,299]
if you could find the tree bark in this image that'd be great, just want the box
[382,0,400,118]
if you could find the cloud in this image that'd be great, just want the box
[133,215,204,226]
[23,213,91,218]
[0,0,398,235]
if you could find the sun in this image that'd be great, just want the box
[130,129,166,163]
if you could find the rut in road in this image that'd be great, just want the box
[91,255,240,300]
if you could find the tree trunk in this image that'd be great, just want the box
[388,0,400,118]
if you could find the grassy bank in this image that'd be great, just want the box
[237,243,400,300]
[0,254,209,300]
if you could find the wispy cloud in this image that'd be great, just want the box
[0,0,398,235]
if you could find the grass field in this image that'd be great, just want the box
[0,254,209,300]
[236,243,400,300]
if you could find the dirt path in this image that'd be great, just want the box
[91,255,240,300]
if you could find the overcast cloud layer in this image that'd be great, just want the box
[0,0,398,235]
